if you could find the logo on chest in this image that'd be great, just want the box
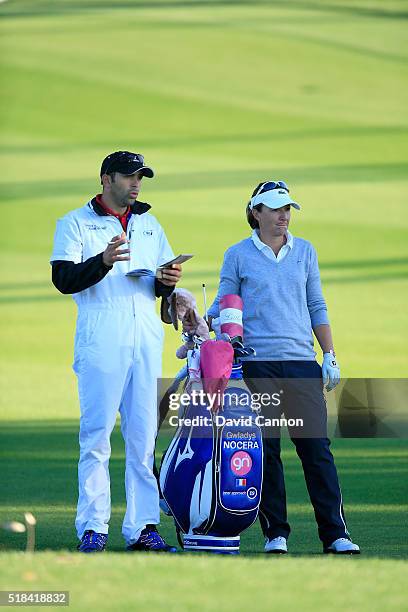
[85,224,107,231]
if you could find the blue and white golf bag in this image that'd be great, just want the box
[160,361,263,554]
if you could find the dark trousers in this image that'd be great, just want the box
[243,360,350,547]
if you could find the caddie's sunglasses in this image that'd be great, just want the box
[252,181,289,197]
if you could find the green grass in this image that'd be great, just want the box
[1,0,407,609]
[1,423,407,558]
[1,554,407,611]
[1,425,407,609]
[0,0,407,387]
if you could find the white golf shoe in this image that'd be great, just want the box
[264,536,288,554]
[324,538,361,555]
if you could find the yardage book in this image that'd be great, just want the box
[126,254,193,277]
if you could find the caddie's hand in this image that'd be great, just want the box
[322,351,340,392]
[156,263,182,286]
[103,232,130,267]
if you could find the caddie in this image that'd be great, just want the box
[51,150,181,553]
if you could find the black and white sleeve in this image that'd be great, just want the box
[51,253,112,294]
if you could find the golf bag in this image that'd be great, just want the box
[159,295,263,554]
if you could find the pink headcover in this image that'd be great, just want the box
[200,340,234,412]
[220,294,243,340]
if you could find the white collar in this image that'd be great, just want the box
[251,229,293,250]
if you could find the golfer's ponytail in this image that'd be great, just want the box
[246,202,257,229]
[246,202,264,229]
[246,181,267,229]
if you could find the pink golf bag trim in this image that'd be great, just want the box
[220,294,243,340]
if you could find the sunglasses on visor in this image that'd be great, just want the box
[251,181,289,197]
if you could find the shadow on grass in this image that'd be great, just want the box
[1,256,407,305]
[1,0,407,21]
[1,126,407,156]
[1,162,408,203]
[0,422,407,557]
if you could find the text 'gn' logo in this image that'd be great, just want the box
[230,451,252,476]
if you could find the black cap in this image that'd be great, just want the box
[100,151,154,182]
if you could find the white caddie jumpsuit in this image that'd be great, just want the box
[50,201,174,544]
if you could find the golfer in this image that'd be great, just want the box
[51,151,181,553]
[208,180,360,554]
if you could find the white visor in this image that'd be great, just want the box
[250,189,300,210]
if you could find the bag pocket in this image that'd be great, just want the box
[217,422,263,514]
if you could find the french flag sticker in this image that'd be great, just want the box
[236,478,247,487]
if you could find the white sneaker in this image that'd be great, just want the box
[325,538,360,554]
[264,536,288,554]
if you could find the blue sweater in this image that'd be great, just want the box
[208,236,329,361]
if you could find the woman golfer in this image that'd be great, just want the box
[208,180,360,555]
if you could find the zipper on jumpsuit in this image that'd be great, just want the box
[109,215,139,361]
[125,218,139,362]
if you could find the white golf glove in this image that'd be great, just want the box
[322,351,340,392]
